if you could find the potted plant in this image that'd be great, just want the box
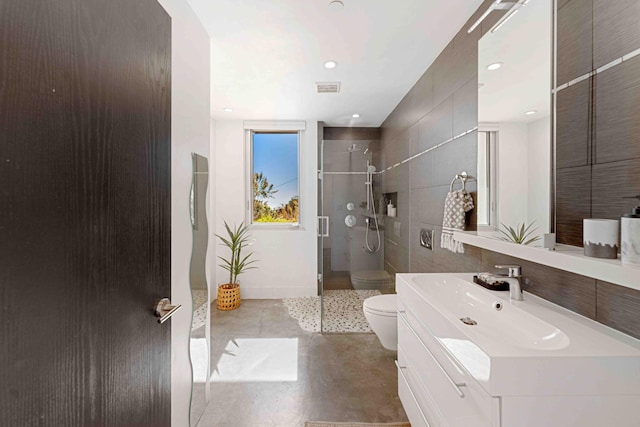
[498,221,541,246]
[215,221,257,310]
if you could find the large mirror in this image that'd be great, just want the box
[477,0,552,244]
[190,153,210,425]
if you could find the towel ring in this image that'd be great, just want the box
[449,171,468,192]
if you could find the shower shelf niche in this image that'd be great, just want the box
[382,192,398,217]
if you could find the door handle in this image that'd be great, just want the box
[155,298,182,324]
[317,216,330,237]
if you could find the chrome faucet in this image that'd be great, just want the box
[492,264,524,301]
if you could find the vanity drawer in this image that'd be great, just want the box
[396,352,436,427]
[398,310,498,427]
[397,277,494,394]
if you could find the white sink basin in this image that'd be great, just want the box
[414,276,570,350]
[411,274,570,351]
[396,273,640,397]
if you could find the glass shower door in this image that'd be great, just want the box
[320,139,387,333]
[317,140,325,332]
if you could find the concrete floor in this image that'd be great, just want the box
[196,299,408,427]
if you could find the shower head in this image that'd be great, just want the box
[367,165,377,174]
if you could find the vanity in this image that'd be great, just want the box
[396,273,640,427]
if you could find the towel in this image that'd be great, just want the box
[440,189,474,253]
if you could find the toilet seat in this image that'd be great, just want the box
[363,294,397,317]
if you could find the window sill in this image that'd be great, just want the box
[250,223,305,231]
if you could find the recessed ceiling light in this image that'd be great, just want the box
[324,60,337,69]
[223,107,233,112]
[486,62,503,71]
[352,113,360,118]
[525,110,537,115]
[329,1,344,11]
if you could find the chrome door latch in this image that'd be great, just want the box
[155,298,182,324]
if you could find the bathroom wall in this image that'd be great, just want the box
[380,0,491,277]
[156,0,212,424]
[213,120,318,299]
[555,0,640,246]
[379,0,640,339]
[167,2,212,423]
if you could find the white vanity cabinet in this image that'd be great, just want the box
[396,273,640,427]
[396,285,498,427]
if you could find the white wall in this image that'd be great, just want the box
[155,0,211,425]
[527,117,551,234]
[214,120,318,299]
[498,122,529,227]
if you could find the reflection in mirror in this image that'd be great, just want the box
[477,0,551,244]
[190,153,210,425]
[477,131,497,227]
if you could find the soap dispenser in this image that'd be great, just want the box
[621,195,640,267]
[387,201,394,217]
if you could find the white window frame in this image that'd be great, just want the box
[244,121,305,229]
[478,124,499,231]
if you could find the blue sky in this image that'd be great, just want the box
[253,132,298,208]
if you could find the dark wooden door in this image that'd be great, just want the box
[0,0,172,425]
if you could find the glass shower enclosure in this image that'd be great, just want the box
[317,138,392,333]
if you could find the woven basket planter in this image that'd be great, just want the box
[217,283,240,311]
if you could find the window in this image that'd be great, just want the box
[477,130,497,229]
[250,131,300,224]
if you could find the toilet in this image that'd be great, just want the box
[363,294,397,350]
[351,270,392,290]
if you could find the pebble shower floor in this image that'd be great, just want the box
[283,289,381,333]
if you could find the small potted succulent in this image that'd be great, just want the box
[498,221,540,246]
[215,221,256,310]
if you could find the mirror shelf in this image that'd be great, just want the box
[454,231,640,292]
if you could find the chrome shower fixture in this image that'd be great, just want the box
[365,160,381,253]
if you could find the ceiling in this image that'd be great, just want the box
[187,0,484,126]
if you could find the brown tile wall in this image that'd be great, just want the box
[380,0,499,278]
[377,0,640,340]
[556,0,640,245]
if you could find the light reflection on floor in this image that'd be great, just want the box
[211,338,299,382]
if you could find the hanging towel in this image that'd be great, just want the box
[440,189,474,253]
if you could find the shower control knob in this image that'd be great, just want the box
[344,215,356,228]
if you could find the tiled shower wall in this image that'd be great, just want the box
[378,0,640,339]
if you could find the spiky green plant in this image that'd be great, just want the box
[498,222,541,245]
[216,221,257,285]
